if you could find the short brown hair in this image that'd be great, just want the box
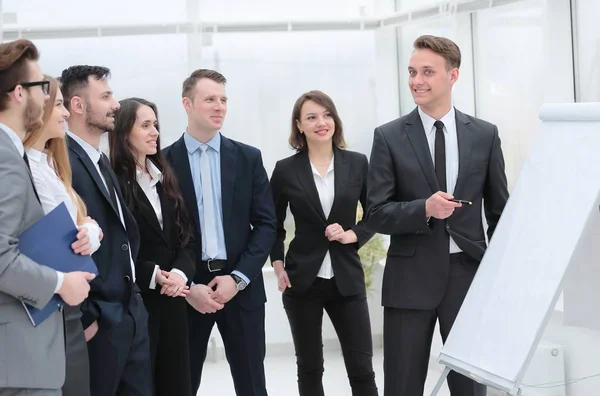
[413,35,461,70]
[0,39,40,111]
[182,69,227,99]
[290,90,346,152]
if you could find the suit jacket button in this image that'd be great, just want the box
[121,244,129,251]
[124,275,131,282]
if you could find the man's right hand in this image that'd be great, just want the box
[186,284,224,314]
[425,191,462,219]
[58,271,95,306]
[84,320,99,342]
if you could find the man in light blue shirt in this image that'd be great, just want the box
[183,131,249,285]
[164,69,276,396]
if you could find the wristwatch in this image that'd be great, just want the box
[230,274,248,291]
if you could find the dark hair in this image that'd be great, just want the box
[0,39,40,111]
[60,65,111,111]
[289,90,346,152]
[413,35,461,70]
[182,69,226,99]
[109,97,192,247]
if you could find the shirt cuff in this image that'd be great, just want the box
[81,222,102,254]
[149,265,159,290]
[170,268,188,284]
[231,270,250,285]
[54,271,64,294]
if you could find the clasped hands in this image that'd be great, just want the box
[325,223,357,245]
[156,270,190,297]
[185,275,239,314]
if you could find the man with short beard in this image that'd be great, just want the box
[60,65,152,396]
[0,40,94,396]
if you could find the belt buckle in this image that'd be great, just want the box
[207,259,221,272]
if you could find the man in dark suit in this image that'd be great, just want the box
[366,35,509,396]
[61,66,152,396]
[163,69,277,396]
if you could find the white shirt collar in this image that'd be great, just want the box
[67,130,103,164]
[309,155,335,176]
[0,122,25,156]
[25,147,47,163]
[418,106,456,136]
[136,159,163,187]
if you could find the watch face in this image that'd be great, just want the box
[232,275,247,290]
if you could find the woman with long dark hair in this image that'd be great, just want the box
[270,90,378,396]
[23,75,102,396]
[109,97,195,396]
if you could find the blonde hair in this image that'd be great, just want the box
[23,75,88,224]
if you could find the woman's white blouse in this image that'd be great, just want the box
[26,148,101,253]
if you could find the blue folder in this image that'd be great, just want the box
[18,202,98,326]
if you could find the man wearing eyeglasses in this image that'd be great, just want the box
[0,39,95,396]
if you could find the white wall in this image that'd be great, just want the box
[574,0,600,102]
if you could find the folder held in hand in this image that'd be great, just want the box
[18,202,98,326]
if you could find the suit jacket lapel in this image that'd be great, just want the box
[67,136,119,216]
[296,151,327,221]
[157,183,173,247]
[328,147,348,221]
[136,180,169,244]
[220,136,237,237]
[453,109,473,198]
[405,108,440,193]
[169,136,202,239]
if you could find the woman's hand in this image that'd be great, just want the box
[273,260,292,292]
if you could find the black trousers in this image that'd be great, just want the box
[188,300,267,396]
[144,292,192,396]
[383,253,487,396]
[283,277,378,396]
[87,293,152,396]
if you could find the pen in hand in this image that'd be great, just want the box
[451,199,472,205]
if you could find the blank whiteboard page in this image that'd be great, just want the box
[438,103,600,391]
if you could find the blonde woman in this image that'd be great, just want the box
[23,75,102,396]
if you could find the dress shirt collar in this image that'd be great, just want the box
[0,122,25,156]
[25,147,47,164]
[184,130,221,154]
[418,106,455,136]
[67,130,103,164]
[309,155,335,176]
[136,159,163,187]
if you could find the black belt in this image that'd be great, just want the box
[202,259,227,272]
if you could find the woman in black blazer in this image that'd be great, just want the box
[109,98,195,396]
[270,90,378,396]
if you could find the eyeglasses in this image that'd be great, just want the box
[6,80,50,95]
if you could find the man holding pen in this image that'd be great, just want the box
[366,35,509,396]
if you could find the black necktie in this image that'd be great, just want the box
[98,154,119,210]
[23,153,41,203]
[434,120,447,192]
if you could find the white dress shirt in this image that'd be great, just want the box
[136,160,188,289]
[310,157,335,279]
[0,123,64,292]
[26,148,102,254]
[67,131,137,281]
[418,107,462,254]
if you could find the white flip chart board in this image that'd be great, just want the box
[437,102,600,394]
